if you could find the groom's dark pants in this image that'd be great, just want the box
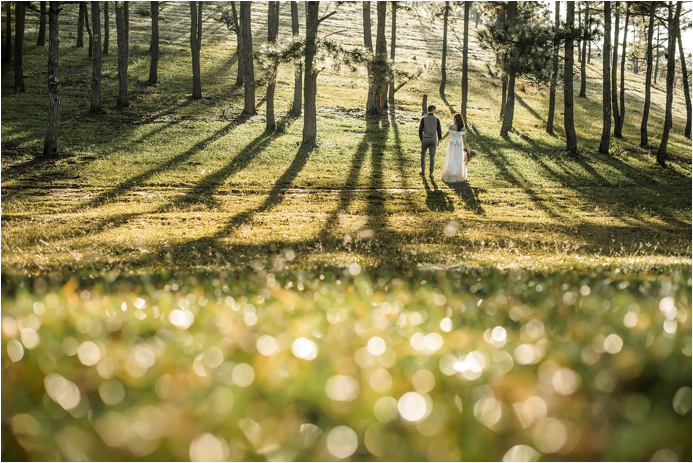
[421,137,437,173]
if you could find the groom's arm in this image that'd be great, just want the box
[436,119,442,140]
[418,118,424,141]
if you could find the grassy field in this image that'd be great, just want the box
[1,2,692,461]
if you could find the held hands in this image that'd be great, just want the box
[436,141,440,147]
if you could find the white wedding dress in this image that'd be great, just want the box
[441,128,467,183]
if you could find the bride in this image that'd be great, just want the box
[438,113,469,183]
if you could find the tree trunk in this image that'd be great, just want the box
[422,94,427,115]
[500,2,517,136]
[439,1,449,95]
[579,5,588,97]
[678,20,692,138]
[290,1,302,115]
[90,1,102,112]
[37,1,46,46]
[577,2,582,63]
[640,2,655,147]
[13,1,24,93]
[388,1,396,104]
[85,2,93,57]
[363,1,373,53]
[190,1,202,99]
[611,2,620,137]
[3,2,11,63]
[654,25,660,85]
[115,1,128,108]
[232,1,243,86]
[500,74,507,120]
[657,1,681,165]
[149,1,159,84]
[43,2,60,156]
[77,2,85,47]
[547,0,560,135]
[366,1,388,116]
[616,3,628,137]
[303,1,319,145]
[599,1,611,154]
[103,1,109,54]
[461,1,470,119]
[240,1,255,115]
[266,1,279,131]
[475,7,480,28]
[588,38,591,63]
[565,1,578,155]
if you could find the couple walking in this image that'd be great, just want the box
[418,105,473,183]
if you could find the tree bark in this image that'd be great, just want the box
[90,1,102,112]
[654,25,660,85]
[616,3,628,137]
[599,1,611,154]
[500,2,517,136]
[77,2,85,47]
[579,5,588,97]
[611,2,620,137]
[366,1,388,115]
[232,1,243,86]
[657,1,681,165]
[461,1,470,119]
[37,1,46,46]
[85,2,93,57]
[13,1,24,93]
[190,1,202,99]
[565,1,578,155]
[266,1,279,131]
[439,1,449,95]
[240,1,256,115]
[500,74,507,120]
[388,1,396,104]
[149,1,159,84]
[3,2,11,63]
[363,1,373,53]
[547,0,560,135]
[640,2,655,147]
[103,1,109,54]
[44,2,60,156]
[303,1,319,145]
[678,20,691,138]
[115,2,128,108]
[290,1,302,115]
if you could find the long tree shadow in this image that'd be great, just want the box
[439,92,457,117]
[450,181,484,215]
[390,108,425,212]
[516,94,546,126]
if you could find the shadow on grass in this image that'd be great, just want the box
[422,175,454,212]
[450,181,485,215]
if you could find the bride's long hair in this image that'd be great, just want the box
[454,113,466,130]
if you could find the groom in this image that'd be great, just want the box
[418,105,443,177]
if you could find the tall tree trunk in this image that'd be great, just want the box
[616,3,628,137]
[439,1,449,95]
[500,2,517,136]
[599,1,612,154]
[232,1,243,86]
[13,1,24,93]
[461,1,470,119]
[190,1,202,99]
[678,20,692,138]
[240,1,255,115]
[588,38,591,63]
[37,1,46,46]
[90,1,102,112]
[85,2,93,57]
[367,1,388,115]
[579,5,588,97]
[547,0,560,135]
[115,1,128,108]
[43,2,60,156]
[77,2,85,47]
[149,1,159,84]
[290,1,302,115]
[654,25,660,85]
[103,1,109,54]
[266,1,279,131]
[3,2,11,63]
[577,2,582,63]
[611,2,620,136]
[303,1,319,145]
[500,74,507,120]
[657,1,681,165]
[640,2,655,147]
[388,1,396,104]
[565,1,578,155]
[363,1,373,53]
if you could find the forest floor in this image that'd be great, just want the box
[1,2,691,462]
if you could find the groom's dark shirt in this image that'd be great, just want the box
[419,113,442,141]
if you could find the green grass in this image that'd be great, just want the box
[1,2,692,461]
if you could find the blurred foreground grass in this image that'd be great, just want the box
[2,267,691,461]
